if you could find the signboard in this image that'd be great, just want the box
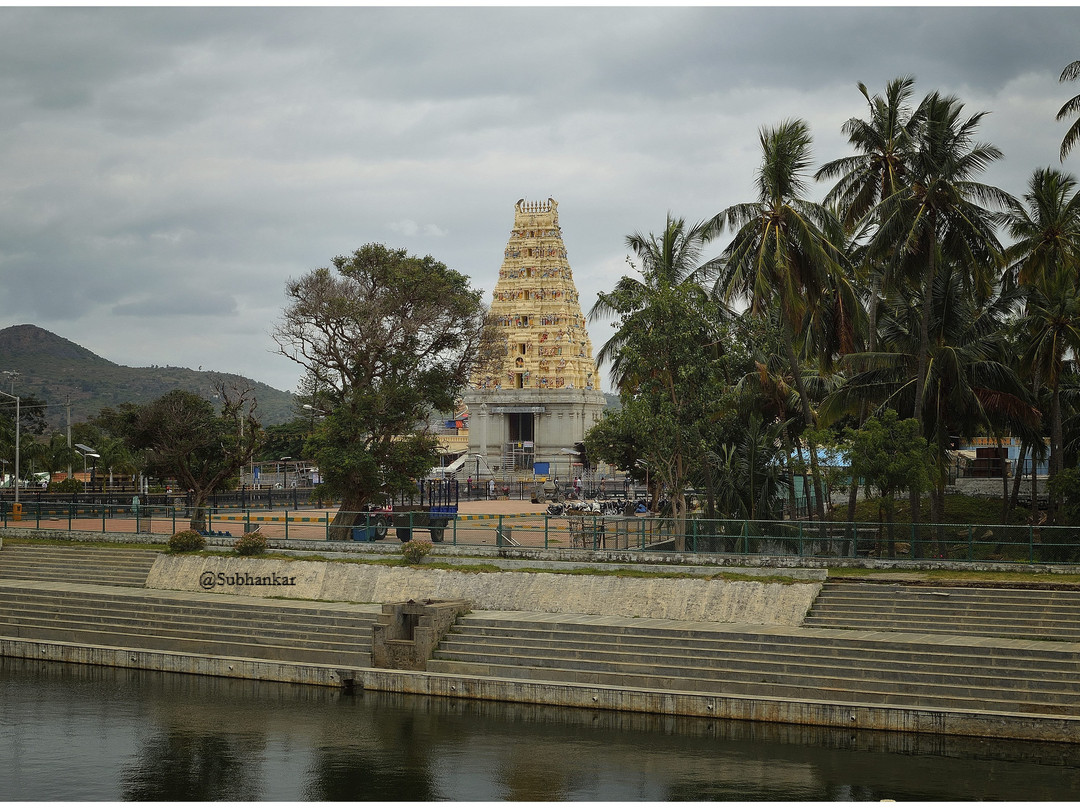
[533,462,550,476]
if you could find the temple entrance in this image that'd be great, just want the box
[506,412,535,470]
[508,412,534,444]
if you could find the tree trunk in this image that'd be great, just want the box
[846,476,859,527]
[998,433,1009,525]
[328,492,370,542]
[187,492,209,532]
[910,227,937,528]
[1050,381,1063,524]
[1032,450,1040,524]
[673,490,687,553]
[793,436,809,519]
[852,277,879,538]
[932,422,947,557]
[1010,440,1028,512]
[782,332,825,522]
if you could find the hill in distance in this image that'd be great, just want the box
[0,324,297,428]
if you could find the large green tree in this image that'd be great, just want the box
[868,91,1010,524]
[817,76,922,229]
[821,264,1038,538]
[844,409,931,550]
[271,243,496,541]
[1001,168,1080,514]
[872,92,1009,433]
[105,387,261,530]
[706,119,850,520]
[587,215,728,548]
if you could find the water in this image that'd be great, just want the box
[2,657,1080,801]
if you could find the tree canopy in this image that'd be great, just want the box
[100,386,261,529]
[271,243,497,539]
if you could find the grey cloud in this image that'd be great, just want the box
[2,6,1078,394]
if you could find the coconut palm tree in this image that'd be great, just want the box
[1057,60,1080,161]
[870,92,1011,523]
[588,213,726,550]
[1000,167,1080,520]
[97,436,140,491]
[1017,277,1080,519]
[588,213,714,392]
[817,76,922,229]
[817,76,922,359]
[705,119,849,521]
[1000,167,1080,287]
[40,432,80,481]
[820,263,1039,542]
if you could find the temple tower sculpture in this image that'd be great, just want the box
[463,198,607,478]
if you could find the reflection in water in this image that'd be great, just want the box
[2,657,1080,801]
[121,731,264,801]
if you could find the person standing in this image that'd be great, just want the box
[488,478,496,499]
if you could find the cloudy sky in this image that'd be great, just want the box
[2,5,1078,395]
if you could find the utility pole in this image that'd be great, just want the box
[0,390,19,505]
[66,398,72,478]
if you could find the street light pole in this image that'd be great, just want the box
[0,390,19,505]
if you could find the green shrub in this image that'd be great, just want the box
[168,529,206,553]
[234,531,268,556]
[49,477,84,494]
[401,539,434,564]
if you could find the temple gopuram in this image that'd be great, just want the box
[462,198,607,477]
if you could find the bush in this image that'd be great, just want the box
[234,530,268,556]
[401,538,434,564]
[49,477,84,494]
[168,529,206,553]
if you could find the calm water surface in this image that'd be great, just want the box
[2,657,1079,801]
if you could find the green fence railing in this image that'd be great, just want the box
[3,501,1080,564]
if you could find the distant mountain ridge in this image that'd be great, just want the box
[0,324,297,427]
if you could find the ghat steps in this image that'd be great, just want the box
[802,580,1080,641]
[0,581,379,668]
[2,544,1079,729]
[427,610,1080,717]
[0,544,158,587]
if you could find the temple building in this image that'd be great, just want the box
[461,198,607,478]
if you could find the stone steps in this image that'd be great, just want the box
[803,581,1080,640]
[427,613,1080,716]
[0,544,158,587]
[435,626,1080,680]
[0,581,380,668]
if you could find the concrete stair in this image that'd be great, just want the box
[427,612,1080,717]
[0,544,158,587]
[0,580,381,668]
[802,580,1080,641]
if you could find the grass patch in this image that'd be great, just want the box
[507,565,806,584]
[828,566,1080,585]
[834,492,1028,526]
[1,535,164,551]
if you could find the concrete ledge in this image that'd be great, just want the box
[0,636,348,687]
[146,555,821,625]
[360,669,1080,743]
[6,635,1079,742]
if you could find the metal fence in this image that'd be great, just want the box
[4,500,1080,564]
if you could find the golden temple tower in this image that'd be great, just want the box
[463,198,607,477]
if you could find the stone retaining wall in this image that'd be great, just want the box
[146,555,821,625]
[5,637,1075,742]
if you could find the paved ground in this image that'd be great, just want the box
[4,496,610,550]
